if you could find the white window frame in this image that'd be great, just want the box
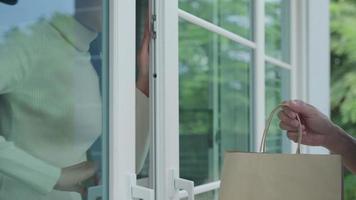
[153,0,180,199]
[109,0,137,199]
[109,0,330,199]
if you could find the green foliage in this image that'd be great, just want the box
[179,0,252,39]
[344,175,356,200]
[330,0,356,199]
[330,0,356,137]
[179,20,251,138]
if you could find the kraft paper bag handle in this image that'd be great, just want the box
[259,104,303,154]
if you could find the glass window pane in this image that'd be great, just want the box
[197,190,218,200]
[179,21,251,186]
[265,0,291,62]
[265,63,291,153]
[179,0,253,39]
[0,1,109,200]
[182,190,219,200]
[136,0,151,185]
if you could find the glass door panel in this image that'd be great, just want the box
[136,0,152,187]
[0,1,109,200]
[179,20,252,186]
[181,190,219,200]
[265,63,291,153]
[265,0,291,62]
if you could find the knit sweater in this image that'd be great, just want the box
[0,14,149,200]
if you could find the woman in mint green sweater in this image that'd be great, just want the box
[0,0,151,199]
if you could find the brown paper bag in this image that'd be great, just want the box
[219,105,343,200]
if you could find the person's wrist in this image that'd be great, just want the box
[323,124,347,153]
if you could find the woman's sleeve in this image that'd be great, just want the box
[135,89,150,173]
[0,137,61,194]
[0,30,31,94]
[0,31,61,194]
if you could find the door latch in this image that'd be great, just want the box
[130,174,155,200]
[171,169,195,200]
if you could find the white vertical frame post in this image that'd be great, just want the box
[149,0,156,191]
[290,0,299,153]
[254,0,266,151]
[296,0,308,102]
[290,0,298,100]
[211,0,220,193]
[305,0,330,154]
[294,0,308,153]
[109,0,136,199]
[154,0,180,199]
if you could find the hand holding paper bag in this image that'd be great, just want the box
[219,104,343,200]
[279,100,356,173]
[279,100,340,147]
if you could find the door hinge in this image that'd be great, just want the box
[151,14,157,40]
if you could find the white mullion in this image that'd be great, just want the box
[290,0,298,100]
[296,0,308,102]
[290,0,299,153]
[211,4,220,200]
[178,9,256,49]
[109,0,136,199]
[265,55,292,70]
[178,181,221,199]
[155,0,179,199]
[211,4,220,198]
[149,0,156,191]
[253,0,266,151]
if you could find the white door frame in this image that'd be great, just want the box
[109,0,137,199]
[154,0,180,199]
[152,0,331,199]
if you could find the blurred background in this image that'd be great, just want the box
[330,0,356,198]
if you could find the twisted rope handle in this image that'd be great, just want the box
[259,105,303,154]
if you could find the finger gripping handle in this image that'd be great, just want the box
[259,104,303,154]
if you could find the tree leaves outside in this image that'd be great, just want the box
[330,0,356,199]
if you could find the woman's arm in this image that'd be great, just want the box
[135,12,151,172]
[0,138,61,194]
[136,11,150,97]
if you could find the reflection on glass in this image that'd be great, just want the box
[265,0,290,62]
[179,21,251,186]
[265,63,291,153]
[179,0,253,39]
[0,1,108,200]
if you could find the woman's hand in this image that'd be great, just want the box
[54,161,98,193]
[136,11,150,97]
[278,100,338,148]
